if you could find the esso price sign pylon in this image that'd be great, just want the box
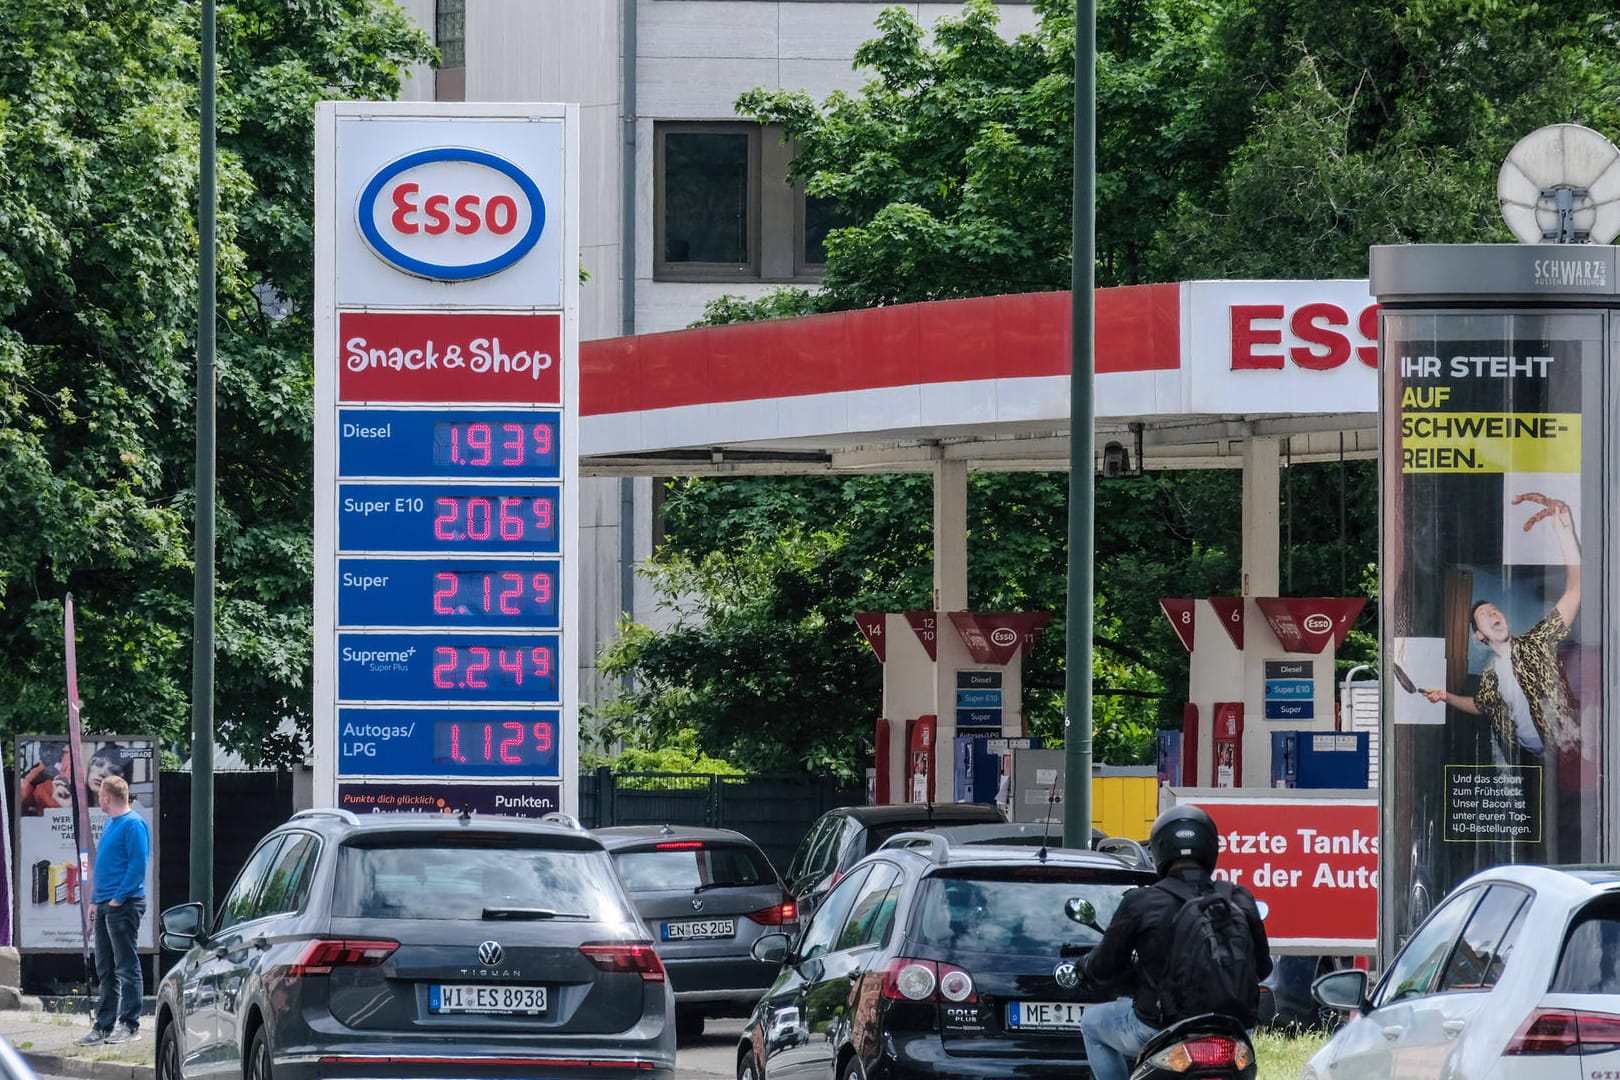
[313,103,580,819]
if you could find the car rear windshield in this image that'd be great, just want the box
[333,839,630,921]
[1550,900,1620,993]
[912,866,1145,954]
[613,844,773,892]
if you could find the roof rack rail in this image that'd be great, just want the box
[541,811,585,831]
[291,807,360,826]
[877,831,950,862]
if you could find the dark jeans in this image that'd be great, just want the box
[93,898,145,1031]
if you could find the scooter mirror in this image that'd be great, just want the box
[1065,897,1098,927]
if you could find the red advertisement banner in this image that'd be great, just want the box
[1181,795,1378,950]
[338,312,562,404]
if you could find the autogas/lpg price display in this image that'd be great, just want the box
[335,708,561,778]
[338,559,561,628]
[339,409,562,479]
[338,484,560,553]
[337,633,561,703]
[433,717,556,769]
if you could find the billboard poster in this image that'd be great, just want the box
[1174,792,1378,952]
[1381,310,1603,943]
[15,737,158,950]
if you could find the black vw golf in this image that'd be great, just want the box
[737,833,1155,1080]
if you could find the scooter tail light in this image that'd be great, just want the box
[1148,1035,1240,1071]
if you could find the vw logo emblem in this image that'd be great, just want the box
[477,940,504,966]
[691,898,705,912]
[1054,962,1079,989]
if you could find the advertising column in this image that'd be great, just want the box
[312,104,580,816]
[1373,244,1617,956]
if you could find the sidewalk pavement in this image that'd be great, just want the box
[0,999,153,1080]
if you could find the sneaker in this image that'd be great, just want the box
[103,1024,139,1044]
[75,1029,111,1046]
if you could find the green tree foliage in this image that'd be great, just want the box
[611,0,1602,775]
[0,0,432,759]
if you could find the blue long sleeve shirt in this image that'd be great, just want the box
[92,810,150,903]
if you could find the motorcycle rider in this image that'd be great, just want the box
[1078,805,1272,1080]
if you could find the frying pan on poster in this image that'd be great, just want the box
[1391,663,1418,694]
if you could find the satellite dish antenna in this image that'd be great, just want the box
[1498,123,1620,244]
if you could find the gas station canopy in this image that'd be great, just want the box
[578,279,1380,475]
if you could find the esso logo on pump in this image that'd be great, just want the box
[990,628,1019,647]
[357,148,546,282]
[1302,613,1333,635]
[1229,301,1379,371]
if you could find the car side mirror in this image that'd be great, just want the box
[160,902,208,951]
[751,932,791,965]
[1312,969,1369,1014]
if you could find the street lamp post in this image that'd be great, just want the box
[1063,0,1096,849]
[191,0,218,920]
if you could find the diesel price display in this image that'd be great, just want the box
[339,409,562,479]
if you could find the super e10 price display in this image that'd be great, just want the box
[338,484,561,554]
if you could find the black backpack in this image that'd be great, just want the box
[1151,877,1260,1026]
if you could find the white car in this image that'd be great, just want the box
[1305,864,1620,1080]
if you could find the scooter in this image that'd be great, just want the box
[1063,897,1259,1080]
[1128,1012,1257,1080]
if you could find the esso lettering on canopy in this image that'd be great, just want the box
[1230,302,1379,371]
[357,147,547,282]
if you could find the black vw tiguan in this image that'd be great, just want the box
[155,808,674,1080]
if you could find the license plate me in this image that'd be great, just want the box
[430,983,547,1014]
[662,918,736,941]
[1006,1001,1085,1031]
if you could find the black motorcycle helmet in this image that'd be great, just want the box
[1147,804,1220,877]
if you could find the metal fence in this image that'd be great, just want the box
[578,768,864,872]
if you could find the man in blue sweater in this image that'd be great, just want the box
[77,774,150,1045]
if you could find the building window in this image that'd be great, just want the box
[798,192,852,275]
[436,0,465,101]
[654,122,844,284]
[656,124,759,279]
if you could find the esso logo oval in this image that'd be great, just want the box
[357,148,545,281]
[990,627,1019,647]
[1302,613,1333,635]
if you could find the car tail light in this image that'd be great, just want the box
[654,841,703,850]
[881,958,975,1003]
[580,942,667,981]
[1505,1008,1620,1055]
[1146,1035,1252,1072]
[286,938,398,977]
[745,897,798,925]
